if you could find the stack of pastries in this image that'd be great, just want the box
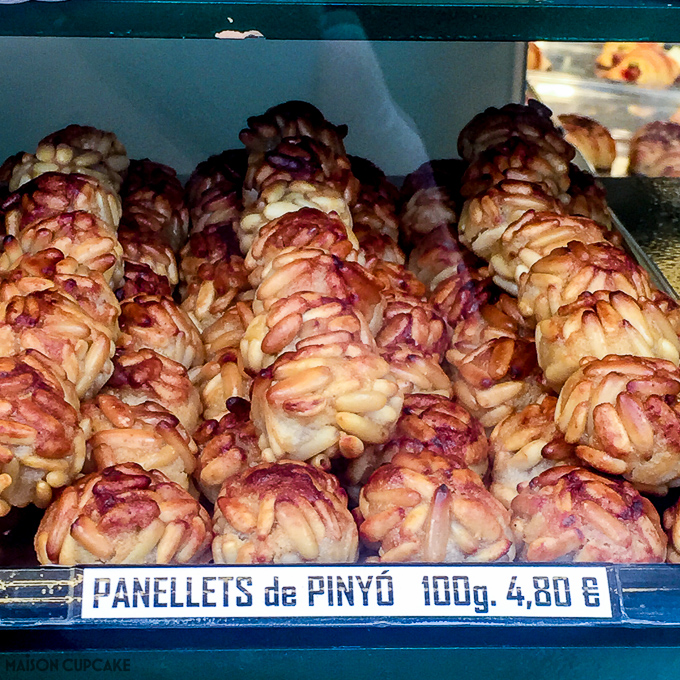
[2,98,680,567]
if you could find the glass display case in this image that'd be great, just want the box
[2,2,680,678]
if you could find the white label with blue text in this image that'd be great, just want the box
[81,565,613,619]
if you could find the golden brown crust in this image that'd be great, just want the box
[118,294,205,370]
[35,462,212,565]
[458,180,564,261]
[104,348,202,434]
[212,459,357,564]
[490,211,608,295]
[3,172,121,236]
[81,395,197,489]
[489,394,579,508]
[555,356,680,494]
[460,137,570,200]
[0,350,85,515]
[511,466,666,562]
[0,211,124,289]
[0,289,116,399]
[252,341,403,463]
[193,397,261,503]
[518,240,653,322]
[536,291,680,390]
[245,207,360,287]
[358,450,514,562]
[599,44,680,89]
[0,248,121,328]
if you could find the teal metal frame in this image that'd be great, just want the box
[1,0,680,41]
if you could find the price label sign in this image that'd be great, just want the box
[81,565,614,620]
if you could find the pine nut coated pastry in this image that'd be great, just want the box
[212,459,358,564]
[517,240,654,322]
[81,395,197,489]
[555,356,680,494]
[35,463,212,565]
[103,348,201,435]
[118,294,205,370]
[0,350,85,516]
[629,121,680,178]
[564,165,612,228]
[0,211,124,289]
[536,291,680,390]
[0,289,116,399]
[511,466,666,563]
[458,179,565,261]
[10,124,129,193]
[3,172,122,236]
[489,394,579,509]
[358,450,515,563]
[457,101,575,165]
[0,248,121,329]
[490,210,608,295]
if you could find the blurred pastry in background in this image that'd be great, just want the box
[629,120,680,177]
[598,43,680,89]
[558,114,617,173]
[670,107,680,125]
[527,42,551,71]
[595,42,641,70]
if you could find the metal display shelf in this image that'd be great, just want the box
[1,0,680,41]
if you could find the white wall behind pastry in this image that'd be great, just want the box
[0,37,523,177]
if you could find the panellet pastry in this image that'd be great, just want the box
[629,121,680,177]
[240,100,349,164]
[489,394,579,508]
[244,207,360,287]
[81,395,197,489]
[460,137,570,200]
[10,125,129,193]
[457,101,575,164]
[212,459,358,564]
[253,247,383,328]
[193,397,261,503]
[0,350,85,516]
[458,179,564,261]
[242,292,375,375]
[243,135,358,207]
[355,227,405,265]
[536,291,680,390]
[555,355,680,494]
[121,159,189,253]
[35,463,212,565]
[511,466,666,562]
[358,450,515,563]
[558,114,617,172]
[115,262,175,302]
[517,240,653,322]
[0,248,121,328]
[103,348,201,434]
[238,180,352,254]
[0,289,116,399]
[117,223,179,290]
[3,172,121,236]
[663,499,680,563]
[251,341,403,464]
[201,299,253,362]
[118,294,205,370]
[490,211,608,295]
[0,211,124,289]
